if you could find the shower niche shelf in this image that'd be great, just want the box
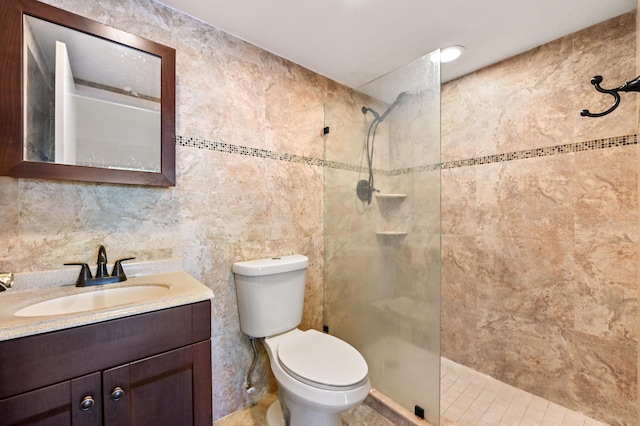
[375,193,407,199]
[375,231,408,236]
[375,193,407,236]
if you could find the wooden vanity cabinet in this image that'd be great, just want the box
[0,300,212,426]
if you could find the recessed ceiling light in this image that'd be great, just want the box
[430,45,465,64]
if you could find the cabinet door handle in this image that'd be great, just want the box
[80,395,95,411]
[111,386,125,401]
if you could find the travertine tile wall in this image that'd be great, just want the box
[5,2,639,424]
[637,4,639,424]
[0,0,347,420]
[441,12,638,426]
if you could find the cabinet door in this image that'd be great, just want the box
[0,373,101,426]
[70,373,102,426]
[103,341,211,426]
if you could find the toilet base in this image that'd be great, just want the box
[266,400,285,426]
[266,396,343,426]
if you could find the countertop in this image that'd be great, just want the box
[0,268,214,341]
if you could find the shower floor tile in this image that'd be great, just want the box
[441,358,610,426]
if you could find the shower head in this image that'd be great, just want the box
[378,91,409,122]
[397,91,411,105]
[361,91,410,124]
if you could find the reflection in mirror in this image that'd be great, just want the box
[24,16,162,172]
[1,0,175,186]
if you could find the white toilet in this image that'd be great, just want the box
[232,254,370,426]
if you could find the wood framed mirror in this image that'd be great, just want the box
[0,0,176,186]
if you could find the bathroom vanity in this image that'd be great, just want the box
[0,268,213,426]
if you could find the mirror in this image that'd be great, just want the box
[0,0,176,186]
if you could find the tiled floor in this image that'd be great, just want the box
[440,358,609,426]
[215,359,611,426]
[213,393,398,426]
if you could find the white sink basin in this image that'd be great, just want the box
[14,285,171,317]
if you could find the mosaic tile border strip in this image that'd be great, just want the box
[176,133,638,173]
[390,163,441,175]
[176,135,382,174]
[175,136,324,167]
[441,134,638,169]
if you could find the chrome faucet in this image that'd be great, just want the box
[65,245,135,287]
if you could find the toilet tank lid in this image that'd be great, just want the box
[232,254,309,276]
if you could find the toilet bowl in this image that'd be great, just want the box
[263,328,370,426]
[232,255,370,426]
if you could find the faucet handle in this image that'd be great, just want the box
[111,257,136,280]
[64,263,93,287]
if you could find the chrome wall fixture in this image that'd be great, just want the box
[581,75,640,118]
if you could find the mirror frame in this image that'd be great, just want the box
[0,0,176,186]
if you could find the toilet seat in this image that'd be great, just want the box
[277,329,368,391]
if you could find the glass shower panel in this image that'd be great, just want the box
[324,53,441,425]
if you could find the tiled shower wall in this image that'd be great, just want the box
[0,0,346,419]
[441,12,638,426]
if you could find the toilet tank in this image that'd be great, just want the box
[232,254,309,338]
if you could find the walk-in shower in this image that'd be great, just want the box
[323,53,441,425]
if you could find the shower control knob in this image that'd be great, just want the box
[111,387,124,401]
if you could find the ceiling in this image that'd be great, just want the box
[155,0,636,88]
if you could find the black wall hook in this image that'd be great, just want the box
[581,75,640,118]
